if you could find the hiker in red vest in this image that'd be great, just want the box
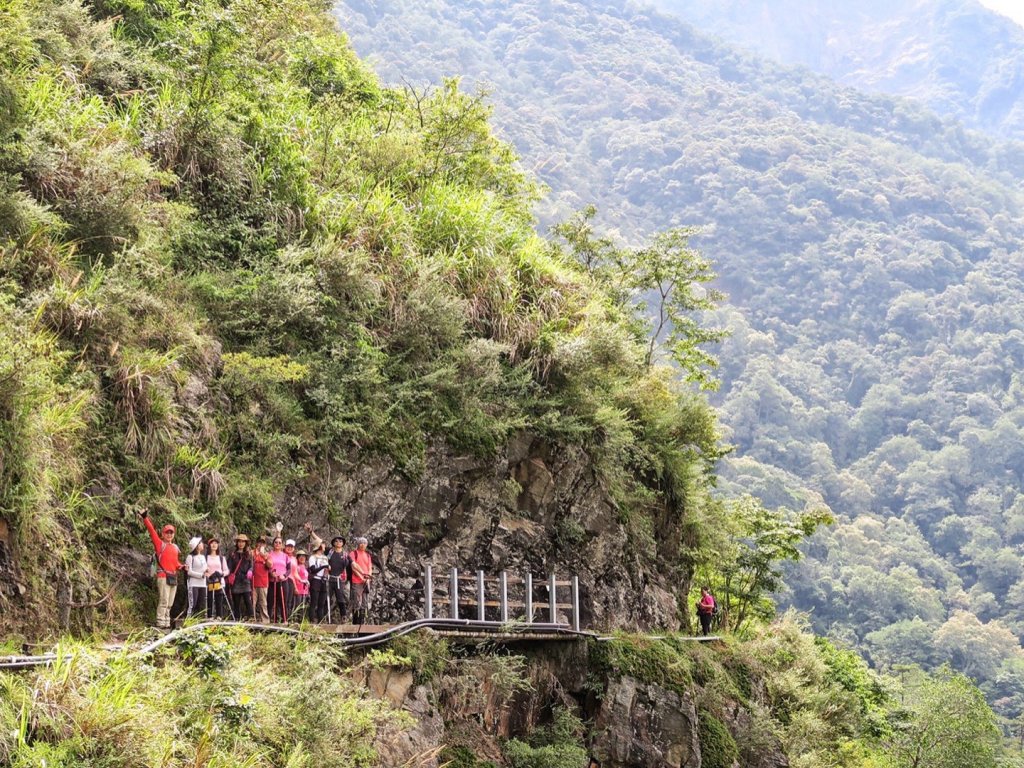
[138,509,182,629]
[697,586,716,636]
[349,536,373,624]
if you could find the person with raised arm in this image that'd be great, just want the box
[138,508,181,630]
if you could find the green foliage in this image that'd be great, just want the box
[438,745,498,768]
[0,631,399,767]
[503,708,588,768]
[388,632,451,686]
[697,713,738,768]
[591,634,695,697]
[693,495,833,631]
[882,666,1002,768]
[0,0,726,635]
[334,0,1024,721]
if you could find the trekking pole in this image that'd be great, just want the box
[327,577,333,624]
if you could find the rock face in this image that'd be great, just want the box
[280,435,689,632]
[592,676,701,768]
[361,639,786,768]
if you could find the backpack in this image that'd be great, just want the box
[149,542,167,578]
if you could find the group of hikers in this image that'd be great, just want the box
[139,509,373,630]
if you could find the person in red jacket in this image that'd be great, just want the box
[349,537,373,625]
[139,509,181,629]
[251,538,271,623]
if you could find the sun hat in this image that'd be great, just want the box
[162,524,176,534]
[234,533,249,542]
[188,536,202,551]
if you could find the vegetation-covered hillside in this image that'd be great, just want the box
[0,0,725,633]
[333,0,1024,722]
[650,0,1024,142]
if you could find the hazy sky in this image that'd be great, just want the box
[977,0,1024,28]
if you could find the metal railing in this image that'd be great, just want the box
[423,565,582,632]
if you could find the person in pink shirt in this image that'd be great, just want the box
[697,586,717,636]
[291,551,310,622]
[284,539,298,619]
[267,536,291,623]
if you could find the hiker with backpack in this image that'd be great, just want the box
[327,536,350,623]
[697,586,716,636]
[138,509,182,629]
[227,534,254,621]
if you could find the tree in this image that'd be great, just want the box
[695,495,833,631]
[885,667,1001,768]
[553,206,726,388]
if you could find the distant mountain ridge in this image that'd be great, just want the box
[649,0,1024,141]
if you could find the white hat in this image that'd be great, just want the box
[285,538,296,547]
[188,536,202,552]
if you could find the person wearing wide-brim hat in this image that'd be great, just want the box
[185,536,207,618]
[227,533,254,621]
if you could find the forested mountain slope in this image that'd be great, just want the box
[649,0,1024,142]
[334,0,1024,720]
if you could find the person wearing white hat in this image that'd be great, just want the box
[185,536,208,618]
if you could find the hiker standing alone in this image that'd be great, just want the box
[138,509,181,629]
[697,586,716,637]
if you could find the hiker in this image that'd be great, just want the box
[284,539,298,619]
[349,536,373,625]
[327,536,349,623]
[252,538,271,622]
[227,534,253,621]
[307,538,329,623]
[205,538,229,619]
[267,536,291,623]
[138,509,181,629]
[292,550,310,621]
[697,586,716,636]
[185,537,208,618]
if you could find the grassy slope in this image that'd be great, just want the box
[0,0,721,634]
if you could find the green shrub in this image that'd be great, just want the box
[698,713,739,768]
[502,707,588,768]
